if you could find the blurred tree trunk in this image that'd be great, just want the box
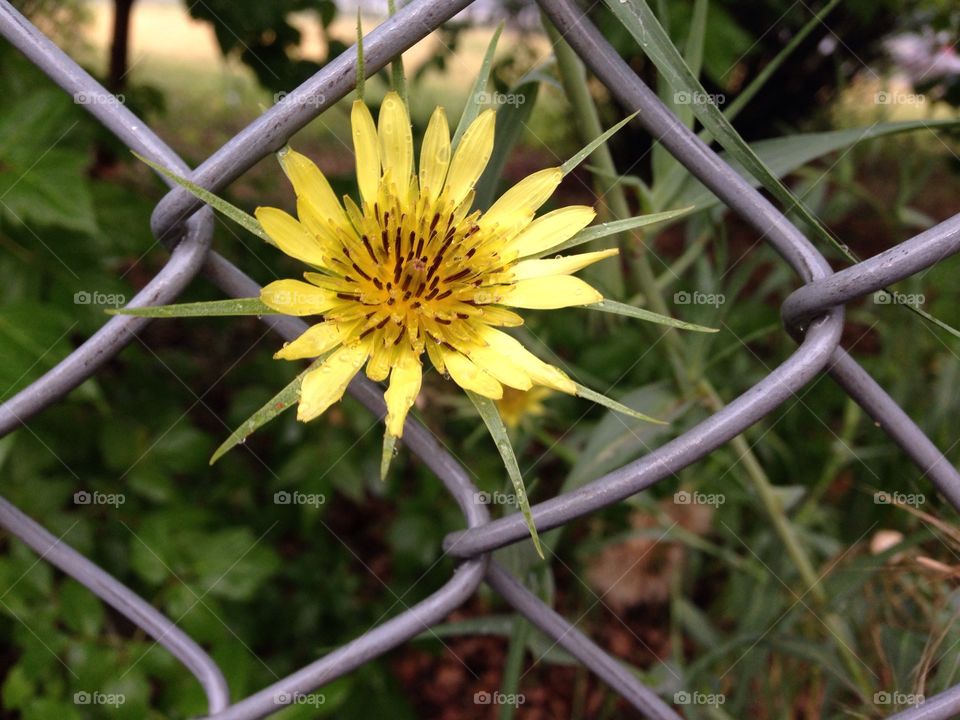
[108,0,135,92]
[95,0,136,174]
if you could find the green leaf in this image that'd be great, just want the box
[1,665,33,710]
[0,148,98,235]
[194,528,280,601]
[452,23,503,150]
[0,91,97,235]
[585,298,717,332]
[59,580,105,637]
[132,152,271,243]
[466,391,543,558]
[668,119,960,211]
[109,297,272,318]
[541,384,680,551]
[573,382,666,425]
[543,207,694,256]
[210,360,319,464]
[560,113,637,177]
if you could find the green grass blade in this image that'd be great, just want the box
[452,23,503,150]
[907,304,960,341]
[109,298,273,318]
[683,0,708,81]
[559,113,637,177]
[604,0,849,250]
[380,430,397,481]
[466,390,543,558]
[585,299,718,332]
[543,207,694,256]
[651,0,707,183]
[386,0,408,104]
[608,0,960,339]
[720,0,839,129]
[355,11,366,102]
[210,360,319,464]
[573,382,666,424]
[133,152,271,244]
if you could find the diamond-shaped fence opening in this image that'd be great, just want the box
[1,0,959,717]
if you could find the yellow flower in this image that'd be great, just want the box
[256,91,616,449]
[496,386,553,430]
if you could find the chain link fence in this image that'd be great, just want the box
[1,0,959,717]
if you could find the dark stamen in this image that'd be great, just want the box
[443,268,470,283]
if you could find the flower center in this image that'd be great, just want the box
[325,194,516,354]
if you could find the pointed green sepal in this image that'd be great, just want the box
[108,298,273,318]
[466,390,544,558]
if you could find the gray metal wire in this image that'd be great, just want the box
[0,0,957,717]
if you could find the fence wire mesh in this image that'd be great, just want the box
[1,0,959,717]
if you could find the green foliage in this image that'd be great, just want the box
[185,0,342,95]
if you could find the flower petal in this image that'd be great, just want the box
[255,207,326,267]
[469,344,532,390]
[441,346,503,399]
[278,149,348,226]
[297,342,370,422]
[384,349,423,437]
[480,168,563,233]
[477,306,524,326]
[378,91,413,199]
[419,106,451,201]
[499,276,603,309]
[481,328,576,394]
[351,100,381,206]
[261,279,337,316]
[274,322,347,360]
[509,206,596,258]
[366,341,395,382]
[443,109,495,207]
[512,248,619,281]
